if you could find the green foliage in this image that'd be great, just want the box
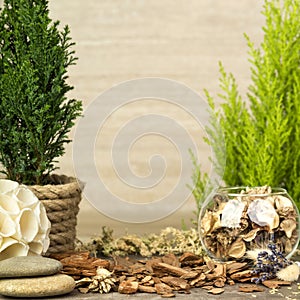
[192,0,300,213]
[0,0,82,184]
[188,150,212,221]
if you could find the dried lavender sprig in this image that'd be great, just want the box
[251,243,293,284]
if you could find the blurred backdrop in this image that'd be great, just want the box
[0,0,265,240]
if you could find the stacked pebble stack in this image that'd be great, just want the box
[0,256,75,298]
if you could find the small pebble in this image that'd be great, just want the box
[0,256,62,278]
[0,274,75,298]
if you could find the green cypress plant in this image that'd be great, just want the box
[0,0,82,185]
[192,0,300,213]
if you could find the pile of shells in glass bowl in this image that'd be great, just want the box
[199,186,300,261]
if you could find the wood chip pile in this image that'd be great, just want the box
[50,251,293,297]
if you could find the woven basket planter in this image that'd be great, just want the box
[29,174,83,254]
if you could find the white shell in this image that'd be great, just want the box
[221,199,245,228]
[247,198,278,228]
[0,180,51,260]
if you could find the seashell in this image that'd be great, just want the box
[280,219,297,238]
[247,198,278,229]
[228,238,246,259]
[221,199,245,228]
[0,179,50,260]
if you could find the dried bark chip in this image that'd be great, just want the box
[138,285,156,293]
[206,260,215,271]
[161,293,176,298]
[144,280,155,286]
[194,281,207,288]
[201,285,214,290]
[190,275,206,287]
[161,276,190,290]
[180,271,199,280]
[239,284,265,293]
[145,258,163,274]
[118,275,127,282]
[262,280,291,289]
[208,288,225,295]
[141,275,153,284]
[153,277,162,284]
[230,269,253,281]
[238,277,253,283]
[62,267,82,276]
[196,264,210,271]
[152,263,189,277]
[214,277,226,288]
[213,263,226,277]
[113,265,129,274]
[113,256,135,269]
[81,270,97,277]
[226,262,248,274]
[162,253,180,267]
[130,261,148,271]
[182,259,205,267]
[227,278,235,286]
[155,283,173,295]
[91,258,110,269]
[118,280,139,294]
[126,276,138,282]
[179,252,203,263]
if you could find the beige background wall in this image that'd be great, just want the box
[0,0,265,240]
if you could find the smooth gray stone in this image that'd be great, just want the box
[0,256,62,278]
[0,274,75,298]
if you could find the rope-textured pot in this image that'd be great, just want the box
[29,174,82,254]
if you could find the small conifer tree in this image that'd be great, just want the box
[192,0,300,212]
[0,0,82,185]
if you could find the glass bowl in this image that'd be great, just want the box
[198,186,300,261]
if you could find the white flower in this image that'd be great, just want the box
[0,179,50,260]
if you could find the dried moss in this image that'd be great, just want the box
[77,227,204,257]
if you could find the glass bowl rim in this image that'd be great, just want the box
[216,186,288,197]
